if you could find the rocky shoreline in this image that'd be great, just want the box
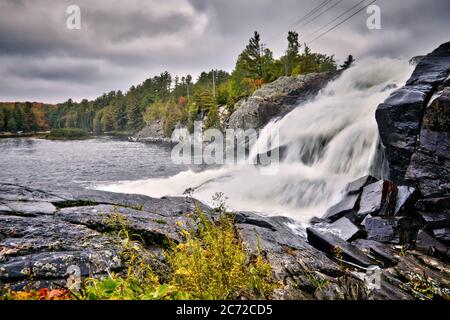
[0,178,449,299]
[1,42,449,300]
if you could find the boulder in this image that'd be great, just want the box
[326,216,361,242]
[306,227,376,268]
[362,215,418,244]
[376,41,450,184]
[227,72,336,131]
[405,86,450,197]
[323,193,359,222]
[345,175,378,195]
[357,180,398,218]
[394,186,419,216]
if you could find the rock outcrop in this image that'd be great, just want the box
[1,183,449,299]
[227,72,336,131]
[376,41,450,192]
[129,120,173,144]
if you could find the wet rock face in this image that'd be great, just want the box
[361,215,418,244]
[0,183,449,299]
[0,183,204,291]
[358,180,398,218]
[375,41,450,189]
[227,72,336,131]
[405,85,450,197]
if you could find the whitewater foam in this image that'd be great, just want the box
[97,58,413,222]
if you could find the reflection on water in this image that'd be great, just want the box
[0,137,188,190]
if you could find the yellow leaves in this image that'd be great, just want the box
[166,210,275,300]
[3,205,275,301]
[175,220,184,228]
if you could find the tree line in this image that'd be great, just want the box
[1,31,354,136]
[0,102,53,133]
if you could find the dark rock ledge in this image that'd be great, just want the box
[1,182,449,300]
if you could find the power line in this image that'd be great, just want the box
[304,0,369,42]
[267,0,332,43]
[294,0,345,31]
[307,0,377,45]
[288,0,334,30]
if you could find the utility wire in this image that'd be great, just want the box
[304,0,368,41]
[287,0,334,30]
[307,0,377,45]
[267,0,333,43]
[294,0,344,31]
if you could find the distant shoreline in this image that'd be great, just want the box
[0,131,49,139]
[0,131,133,140]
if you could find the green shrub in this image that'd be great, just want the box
[2,203,276,301]
[47,128,89,140]
[81,204,276,300]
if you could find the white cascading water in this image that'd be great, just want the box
[98,58,413,222]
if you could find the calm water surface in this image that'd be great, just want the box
[0,137,189,190]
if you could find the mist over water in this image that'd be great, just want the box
[98,58,413,222]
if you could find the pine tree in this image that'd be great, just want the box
[240,31,263,79]
[285,31,300,76]
[298,45,320,74]
[126,93,143,130]
[341,55,355,70]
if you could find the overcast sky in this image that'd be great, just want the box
[0,0,449,103]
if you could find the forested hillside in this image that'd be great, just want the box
[0,31,344,136]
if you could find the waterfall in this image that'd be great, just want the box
[98,57,413,222]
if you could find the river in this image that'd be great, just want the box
[0,137,190,190]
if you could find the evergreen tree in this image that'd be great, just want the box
[126,93,143,130]
[240,31,264,79]
[297,45,320,74]
[285,31,300,76]
[341,55,355,70]
[115,91,127,130]
[13,105,24,132]
[6,116,17,132]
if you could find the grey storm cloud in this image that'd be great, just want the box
[0,0,449,103]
